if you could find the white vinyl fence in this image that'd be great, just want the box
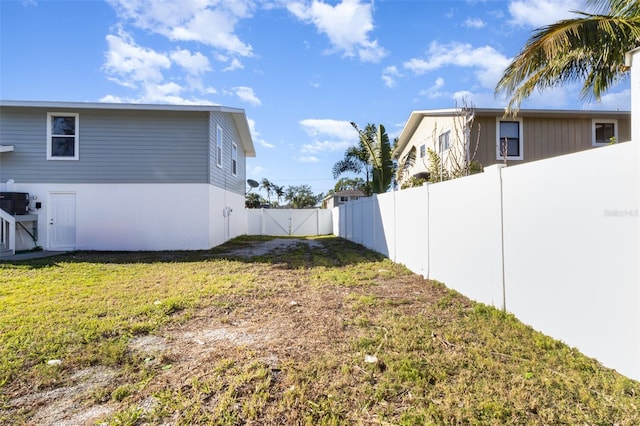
[247,208,332,236]
[335,141,639,381]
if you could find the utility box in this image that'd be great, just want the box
[0,192,29,215]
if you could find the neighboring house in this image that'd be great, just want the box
[0,100,255,256]
[323,190,366,209]
[394,108,631,186]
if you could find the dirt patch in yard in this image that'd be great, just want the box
[220,237,324,258]
[4,238,434,425]
[3,236,638,425]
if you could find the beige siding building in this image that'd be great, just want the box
[394,108,631,186]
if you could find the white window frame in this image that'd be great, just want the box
[47,112,79,160]
[419,144,426,158]
[231,142,238,176]
[592,119,618,146]
[216,125,223,168]
[496,117,524,161]
[438,129,451,153]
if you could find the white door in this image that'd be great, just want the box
[49,192,76,250]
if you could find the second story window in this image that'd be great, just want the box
[419,144,426,158]
[496,118,524,160]
[47,113,79,160]
[231,142,237,176]
[438,130,450,152]
[216,125,223,168]
[592,120,617,145]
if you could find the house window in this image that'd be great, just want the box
[231,142,238,176]
[216,125,223,168]
[496,118,524,160]
[438,130,450,152]
[340,196,348,202]
[47,113,79,160]
[592,119,617,145]
[419,144,426,158]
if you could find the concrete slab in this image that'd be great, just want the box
[0,250,69,262]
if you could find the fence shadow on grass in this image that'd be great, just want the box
[0,235,387,270]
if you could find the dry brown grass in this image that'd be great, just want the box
[1,236,638,425]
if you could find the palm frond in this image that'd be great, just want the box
[397,146,416,183]
[496,8,640,114]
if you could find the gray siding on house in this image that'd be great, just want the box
[0,106,209,183]
[209,111,246,195]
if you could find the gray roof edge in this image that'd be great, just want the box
[0,99,246,114]
[411,107,631,116]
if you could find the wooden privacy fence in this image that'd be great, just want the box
[335,141,639,381]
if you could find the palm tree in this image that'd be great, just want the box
[260,178,273,206]
[332,123,394,195]
[332,141,372,193]
[350,122,394,194]
[273,184,285,206]
[495,0,640,114]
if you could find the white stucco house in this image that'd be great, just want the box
[0,101,255,255]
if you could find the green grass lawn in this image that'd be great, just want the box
[1,236,638,425]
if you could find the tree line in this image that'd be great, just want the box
[245,178,323,209]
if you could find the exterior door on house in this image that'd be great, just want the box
[48,192,76,250]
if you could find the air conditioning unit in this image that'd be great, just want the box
[0,192,29,215]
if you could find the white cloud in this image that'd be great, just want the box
[103,28,171,88]
[287,0,387,63]
[301,139,352,154]
[583,89,631,112]
[146,81,185,99]
[298,155,319,163]
[234,86,261,106]
[298,118,357,154]
[247,118,275,148]
[299,118,356,139]
[404,41,510,89]
[170,49,211,75]
[248,165,265,177]
[107,0,254,57]
[99,94,125,103]
[464,18,485,28]
[382,65,401,88]
[103,28,221,104]
[508,0,583,28]
[223,57,244,72]
[99,91,216,105]
[452,90,504,108]
[419,77,445,99]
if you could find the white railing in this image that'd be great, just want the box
[0,208,16,256]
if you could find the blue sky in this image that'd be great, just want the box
[0,0,631,198]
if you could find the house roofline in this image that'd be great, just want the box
[393,107,631,159]
[0,100,256,157]
[0,99,243,113]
